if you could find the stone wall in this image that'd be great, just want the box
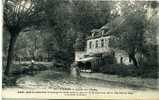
[114,49,133,65]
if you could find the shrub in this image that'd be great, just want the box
[95,63,157,78]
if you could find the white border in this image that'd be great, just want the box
[0,0,159,100]
[0,0,2,99]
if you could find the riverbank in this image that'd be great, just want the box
[80,72,159,90]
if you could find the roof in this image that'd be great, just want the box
[77,57,97,62]
[88,16,126,39]
[91,29,100,33]
[100,23,111,30]
[87,16,126,41]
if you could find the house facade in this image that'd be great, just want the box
[74,24,133,70]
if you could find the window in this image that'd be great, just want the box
[105,39,108,48]
[101,39,104,47]
[95,40,98,48]
[102,30,104,35]
[89,41,92,49]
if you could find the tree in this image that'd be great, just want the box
[72,0,111,33]
[43,0,111,65]
[72,0,111,51]
[109,1,147,67]
[3,0,44,75]
[43,0,76,64]
[14,30,46,61]
[142,1,159,68]
[74,32,86,51]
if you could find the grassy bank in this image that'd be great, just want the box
[93,64,158,79]
[80,72,158,90]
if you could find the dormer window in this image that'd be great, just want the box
[104,29,109,33]
[92,32,95,37]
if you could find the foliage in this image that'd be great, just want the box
[42,0,111,65]
[3,0,45,75]
[15,30,47,59]
[98,64,157,78]
[72,0,111,33]
[3,0,158,77]
[109,1,147,67]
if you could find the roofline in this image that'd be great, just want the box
[86,33,111,40]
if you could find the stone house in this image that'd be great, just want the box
[74,23,133,70]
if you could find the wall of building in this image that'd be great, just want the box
[86,36,111,54]
[75,51,86,62]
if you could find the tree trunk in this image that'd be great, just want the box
[129,53,138,67]
[4,34,18,75]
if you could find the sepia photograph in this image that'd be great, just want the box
[2,0,159,99]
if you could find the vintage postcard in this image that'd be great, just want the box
[2,0,159,99]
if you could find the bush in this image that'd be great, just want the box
[96,64,136,77]
[139,65,158,78]
[95,63,157,78]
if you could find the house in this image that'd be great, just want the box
[74,23,133,70]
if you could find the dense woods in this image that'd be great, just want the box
[3,0,158,78]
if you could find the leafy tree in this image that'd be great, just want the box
[74,32,86,51]
[72,0,111,33]
[43,0,111,66]
[14,30,46,61]
[43,0,76,64]
[142,1,159,68]
[72,0,111,50]
[110,1,147,67]
[3,0,44,75]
